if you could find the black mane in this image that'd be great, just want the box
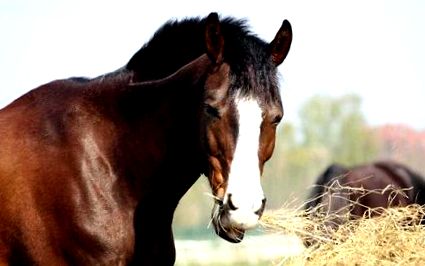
[126,15,280,102]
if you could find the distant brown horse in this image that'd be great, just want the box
[0,13,292,265]
[306,161,425,228]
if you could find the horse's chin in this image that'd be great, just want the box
[212,210,245,243]
[215,225,245,243]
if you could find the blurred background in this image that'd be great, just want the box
[1,0,424,265]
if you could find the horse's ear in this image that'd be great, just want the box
[269,20,292,66]
[205,12,224,65]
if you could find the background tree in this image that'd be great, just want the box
[264,94,378,208]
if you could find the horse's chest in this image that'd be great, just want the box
[67,209,136,263]
[67,178,136,261]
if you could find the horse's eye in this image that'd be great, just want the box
[272,115,282,126]
[205,104,221,119]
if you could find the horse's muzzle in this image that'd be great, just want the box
[212,208,245,243]
[212,196,266,243]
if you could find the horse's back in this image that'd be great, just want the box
[314,161,421,216]
[375,161,425,205]
[343,163,409,214]
[307,161,420,216]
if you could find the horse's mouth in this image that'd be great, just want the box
[211,204,246,243]
[213,217,245,243]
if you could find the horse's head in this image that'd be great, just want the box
[201,13,292,243]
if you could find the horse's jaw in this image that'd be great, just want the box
[215,226,245,243]
[212,201,263,243]
[212,214,245,243]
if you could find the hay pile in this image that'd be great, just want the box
[261,196,425,265]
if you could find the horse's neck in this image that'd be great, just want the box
[127,21,206,82]
[87,57,211,201]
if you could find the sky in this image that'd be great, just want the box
[1,0,424,130]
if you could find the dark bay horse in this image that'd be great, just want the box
[0,13,292,265]
[305,161,425,228]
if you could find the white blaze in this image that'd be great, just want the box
[225,97,264,229]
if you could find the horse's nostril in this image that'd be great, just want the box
[254,198,267,216]
[227,193,238,210]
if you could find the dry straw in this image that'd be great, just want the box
[260,184,425,265]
